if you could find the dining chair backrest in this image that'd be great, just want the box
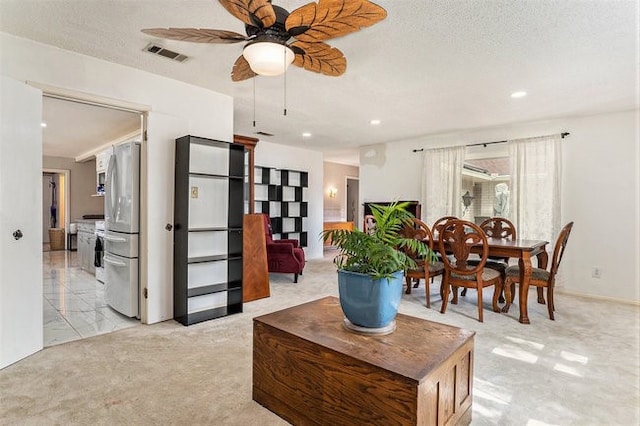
[400,218,443,306]
[479,217,516,241]
[400,218,435,254]
[432,216,457,236]
[549,221,574,278]
[479,217,516,266]
[437,219,503,322]
[438,219,489,275]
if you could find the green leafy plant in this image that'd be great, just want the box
[322,201,436,280]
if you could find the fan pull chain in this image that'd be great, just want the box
[283,48,287,117]
[253,77,256,127]
[284,73,287,117]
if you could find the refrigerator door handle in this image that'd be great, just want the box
[104,255,127,267]
[104,235,127,243]
[105,153,118,225]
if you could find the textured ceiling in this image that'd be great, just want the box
[42,97,141,158]
[1,0,638,161]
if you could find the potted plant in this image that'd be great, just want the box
[322,201,435,332]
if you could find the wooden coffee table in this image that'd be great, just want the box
[253,296,475,425]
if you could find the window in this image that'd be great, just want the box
[461,145,511,225]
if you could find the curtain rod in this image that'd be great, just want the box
[412,132,570,152]
[466,132,570,148]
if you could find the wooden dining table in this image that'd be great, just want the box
[434,236,549,324]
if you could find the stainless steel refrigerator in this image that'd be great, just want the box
[104,141,140,318]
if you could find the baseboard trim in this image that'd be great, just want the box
[556,288,640,306]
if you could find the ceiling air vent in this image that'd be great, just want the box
[143,43,189,63]
[255,131,274,137]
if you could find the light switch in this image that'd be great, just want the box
[191,186,198,198]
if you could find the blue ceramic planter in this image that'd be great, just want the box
[338,269,404,328]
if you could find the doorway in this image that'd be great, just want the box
[42,170,69,252]
[346,177,359,228]
[41,95,142,346]
[42,173,58,250]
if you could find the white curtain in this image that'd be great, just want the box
[508,134,562,244]
[421,146,465,228]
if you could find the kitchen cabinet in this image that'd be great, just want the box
[173,135,244,326]
[78,232,86,268]
[96,150,109,172]
[77,221,96,274]
[95,147,113,195]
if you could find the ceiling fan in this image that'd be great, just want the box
[142,0,387,81]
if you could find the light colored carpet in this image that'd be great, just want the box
[1,254,639,425]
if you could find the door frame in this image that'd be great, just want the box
[42,168,70,247]
[29,82,151,323]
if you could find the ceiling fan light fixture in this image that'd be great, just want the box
[243,42,294,76]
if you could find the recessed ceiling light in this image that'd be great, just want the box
[370,119,381,125]
[511,91,527,98]
[302,132,312,138]
[41,122,47,128]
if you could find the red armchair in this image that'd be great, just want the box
[262,214,306,283]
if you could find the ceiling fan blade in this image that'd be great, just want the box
[142,28,247,44]
[231,55,258,81]
[218,0,276,28]
[286,0,387,42]
[290,41,346,77]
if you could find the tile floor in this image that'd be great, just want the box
[43,249,139,347]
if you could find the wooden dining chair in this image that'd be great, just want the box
[481,217,517,242]
[502,221,574,321]
[432,216,458,236]
[463,217,516,301]
[399,218,444,308]
[438,219,502,322]
[431,215,457,265]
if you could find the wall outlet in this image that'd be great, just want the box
[592,267,602,279]
[191,186,198,199]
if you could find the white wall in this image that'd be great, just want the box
[360,143,424,202]
[360,109,640,304]
[1,32,234,325]
[254,141,324,260]
[561,111,639,303]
